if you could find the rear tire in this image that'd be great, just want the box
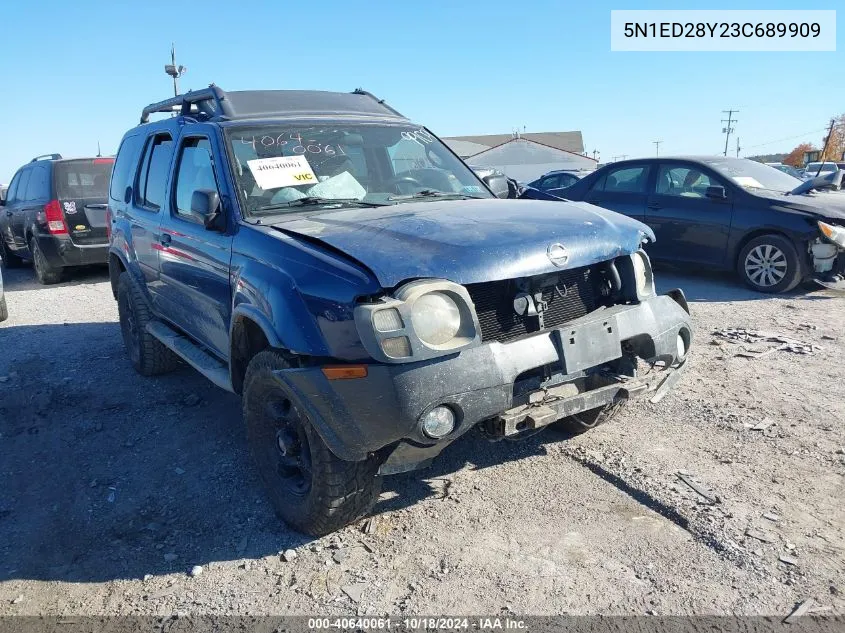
[0,295,7,322]
[738,235,802,294]
[117,272,180,376]
[0,238,24,268]
[30,236,62,285]
[555,401,625,435]
[243,350,381,536]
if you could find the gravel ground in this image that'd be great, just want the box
[0,263,842,617]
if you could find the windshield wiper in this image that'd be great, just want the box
[388,190,485,201]
[256,197,389,212]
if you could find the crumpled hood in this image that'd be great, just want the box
[270,198,653,287]
[756,190,845,222]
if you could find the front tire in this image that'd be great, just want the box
[30,236,62,285]
[738,235,802,294]
[117,272,180,376]
[243,350,381,536]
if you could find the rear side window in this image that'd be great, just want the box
[591,165,650,193]
[109,135,144,202]
[6,170,22,203]
[25,163,50,201]
[55,160,114,200]
[135,134,174,210]
[14,169,32,203]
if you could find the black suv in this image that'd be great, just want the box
[109,87,692,535]
[0,154,114,284]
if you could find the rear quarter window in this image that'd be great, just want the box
[55,160,114,200]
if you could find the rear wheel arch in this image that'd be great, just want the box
[109,251,127,299]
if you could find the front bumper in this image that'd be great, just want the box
[34,233,108,268]
[273,291,693,470]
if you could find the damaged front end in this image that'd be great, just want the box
[810,221,845,292]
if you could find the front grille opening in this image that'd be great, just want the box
[467,265,609,344]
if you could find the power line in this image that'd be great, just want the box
[744,128,828,150]
[722,109,738,157]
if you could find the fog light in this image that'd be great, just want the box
[381,336,411,358]
[420,406,455,439]
[373,308,403,332]
[676,332,688,360]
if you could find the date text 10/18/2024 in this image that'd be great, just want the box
[307,617,527,630]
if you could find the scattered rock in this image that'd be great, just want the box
[763,512,780,522]
[751,417,775,431]
[11,595,23,604]
[779,555,798,566]
[821,334,836,341]
[342,584,366,603]
[189,565,203,577]
[745,528,775,543]
[362,517,378,534]
[784,598,815,624]
[836,448,845,455]
[143,574,153,582]
[281,549,297,562]
[332,549,349,564]
[164,553,178,563]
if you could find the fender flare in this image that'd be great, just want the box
[229,303,284,350]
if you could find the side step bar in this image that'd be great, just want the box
[146,321,234,393]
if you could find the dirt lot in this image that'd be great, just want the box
[0,264,842,617]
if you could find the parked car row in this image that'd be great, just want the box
[522,156,845,293]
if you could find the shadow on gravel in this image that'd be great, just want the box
[654,266,836,304]
[0,321,588,585]
[0,321,313,584]
[1,265,110,292]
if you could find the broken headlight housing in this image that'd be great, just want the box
[818,221,845,248]
[355,280,481,363]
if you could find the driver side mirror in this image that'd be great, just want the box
[705,185,727,200]
[190,189,223,230]
[482,174,511,199]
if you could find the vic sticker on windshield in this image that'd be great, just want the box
[247,155,318,190]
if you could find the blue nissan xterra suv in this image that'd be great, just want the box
[108,87,693,535]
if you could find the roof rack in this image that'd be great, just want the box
[31,154,62,162]
[140,85,232,124]
[140,85,405,125]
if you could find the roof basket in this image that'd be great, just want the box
[140,85,233,124]
[31,154,62,162]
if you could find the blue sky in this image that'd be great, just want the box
[0,0,842,181]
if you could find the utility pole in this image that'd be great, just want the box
[164,43,187,97]
[814,118,836,177]
[736,137,741,158]
[722,109,738,157]
[591,149,599,161]
[653,140,663,156]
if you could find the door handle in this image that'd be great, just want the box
[647,203,662,210]
[159,233,172,246]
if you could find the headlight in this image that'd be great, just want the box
[818,221,845,248]
[631,251,655,298]
[411,292,461,345]
[354,280,480,363]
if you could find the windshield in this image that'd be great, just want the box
[702,157,802,192]
[225,123,491,216]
